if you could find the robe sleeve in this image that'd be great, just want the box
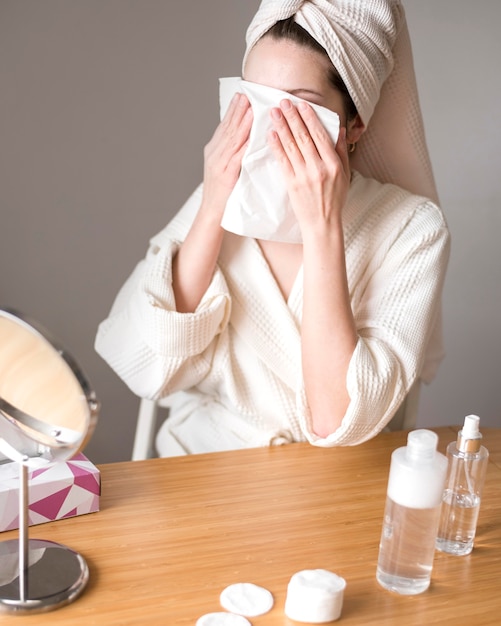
[94,186,232,399]
[297,198,450,446]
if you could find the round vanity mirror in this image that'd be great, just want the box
[0,309,98,466]
[0,307,100,614]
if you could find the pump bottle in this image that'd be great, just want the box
[376,429,448,595]
[436,415,489,556]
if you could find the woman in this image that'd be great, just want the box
[95,0,450,456]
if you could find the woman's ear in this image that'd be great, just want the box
[346,114,365,144]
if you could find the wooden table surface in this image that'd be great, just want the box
[1,426,500,625]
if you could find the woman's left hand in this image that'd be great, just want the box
[269,99,357,437]
[268,99,350,235]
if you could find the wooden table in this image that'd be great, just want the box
[1,426,500,625]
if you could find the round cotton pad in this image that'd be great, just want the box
[220,582,274,617]
[284,569,346,623]
[196,612,251,626]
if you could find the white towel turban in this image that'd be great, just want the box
[243,0,439,204]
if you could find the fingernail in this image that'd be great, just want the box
[271,108,282,120]
[281,99,292,111]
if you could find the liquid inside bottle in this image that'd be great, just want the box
[376,496,442,595]
[436,488,481,556]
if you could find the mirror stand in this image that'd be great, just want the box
[0,460,89,614]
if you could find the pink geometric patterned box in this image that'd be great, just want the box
[0,453,100,532]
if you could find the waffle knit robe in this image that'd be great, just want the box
[95,171,450,456]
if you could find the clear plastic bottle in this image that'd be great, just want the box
[376,429,448,595]
[436,415,489,556]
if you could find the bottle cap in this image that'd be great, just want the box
[457,414,482,453]
[388,429,447,508]
[406,429,438,462]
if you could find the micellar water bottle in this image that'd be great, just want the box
[376,429,448,595]
[436,415,489,556]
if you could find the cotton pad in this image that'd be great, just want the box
[284,569,346,623]
[196,612,251,626]
[219,582,274,617]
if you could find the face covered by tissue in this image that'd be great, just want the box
[219,77,340,244]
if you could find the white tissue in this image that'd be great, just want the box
[219,77,340,243]
[284,569,346,623]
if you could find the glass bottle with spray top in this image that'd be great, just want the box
[436,415,489,556]
[376,429,448,595]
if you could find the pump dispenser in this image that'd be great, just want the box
[436,415,489,555]
[376,429,448,595]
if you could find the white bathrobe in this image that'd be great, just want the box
[95,171,450,455]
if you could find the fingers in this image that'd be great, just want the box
[217,93,253,152]
[221,94,252,174]
[224,92,252,127]
[202,93,253,205]
[207,93,252,169]
[269,101,316,171]
[295,100,338,162]
[270,99,350,180]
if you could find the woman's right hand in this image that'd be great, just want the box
[201,92,253,215]
[172,93,252,314]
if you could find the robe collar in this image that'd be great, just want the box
[218,233,302,390]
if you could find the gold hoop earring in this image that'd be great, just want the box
[348,142,356,153]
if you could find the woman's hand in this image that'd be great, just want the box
[172,93,252,314]
[267,99,350,235]
[268,99,357,438]
[201,92,253,216]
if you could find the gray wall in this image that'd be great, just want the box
[1,1,499,464]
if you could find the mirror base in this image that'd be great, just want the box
[0,538,89,614]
